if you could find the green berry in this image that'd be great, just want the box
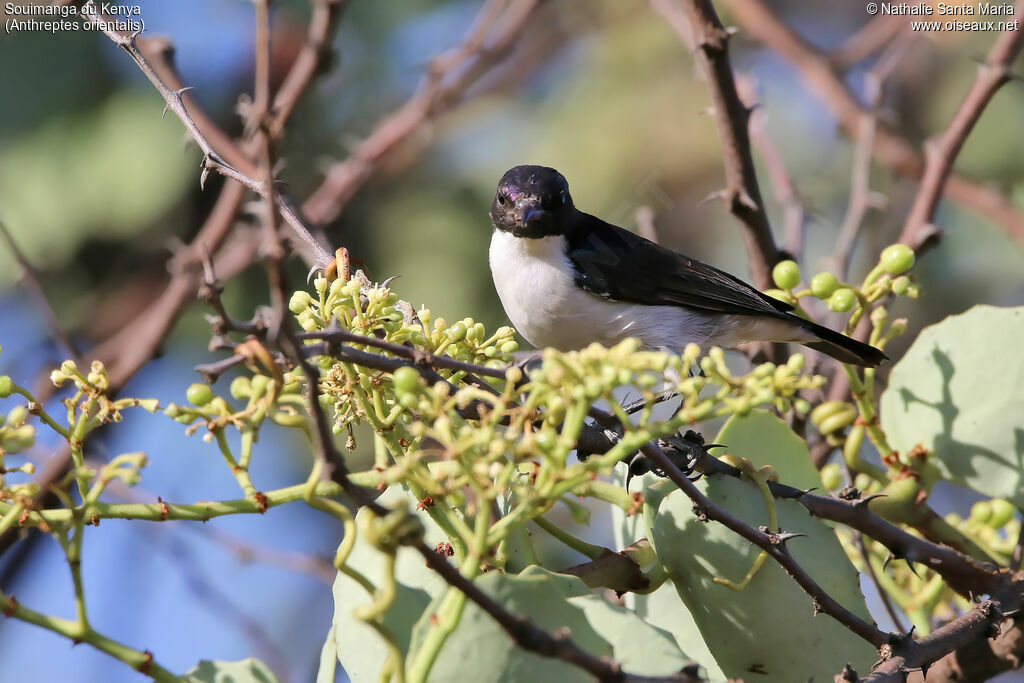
[828,288,856,313]
[987,499,1016,529]
[772,260,801,290]
[810,272,839,299]
[763,289,791,304]
[880,244,915,275]
[392,366,421,394]
[0,375,11,399]
[186,383,214,407]
[891,276,910,296]
[230,374,251,401]
[288,291,314,314]
[970,501,992,524]
[820,463,843,491]
[449,322,467,342]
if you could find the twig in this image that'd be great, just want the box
[639,442,891,649]
[0,219,81,362]
[909,615,1024,682]
[651,0,781,289]
[268,0,349,139]
[897,3,1024,249]
[297,328,507,379]
[829,35,910,281]
[862,598,1021,682]
[736,76,805,260]
[81,1,334,269]
[302,0,544,226]
[829,15,906,70]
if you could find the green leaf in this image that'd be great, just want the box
[569,583,689,676]
[184,658,279,683]
[644,415,876,682]
[332,485,449,681]
[880,305,1024,505]
[715,411,823,491]
[612,471,725,681]
[414,566,687,681]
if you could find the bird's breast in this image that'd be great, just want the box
[488,230,713,351]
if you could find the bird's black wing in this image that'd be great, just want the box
[565,212,793,317]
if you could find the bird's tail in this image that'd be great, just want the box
[800,319,887,367]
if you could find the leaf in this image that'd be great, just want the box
[715,411,822,491]
[613,469,725,680]
[569,584,690,676]
[643,415,876,682]
[414,566,688,681]
[184,658,279,683]
[332,485,450,681]
[880,305,1024,505]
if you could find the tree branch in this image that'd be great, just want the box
[81,1,333,268]
[722,0,1024,250]
[652,0,781,289]
[898,2,1024,247]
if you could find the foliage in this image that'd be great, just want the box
[4,224,1024,681]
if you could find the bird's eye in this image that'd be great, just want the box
[497,193,507,206]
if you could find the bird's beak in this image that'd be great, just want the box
[514,199,544,226]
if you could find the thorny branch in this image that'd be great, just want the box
[651,0,782,290]
[81,0,335,269]
[898,0,1024,247]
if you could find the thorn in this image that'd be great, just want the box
[854,493,888,508]
[381,275,401,289]
[725,25,740,37]
[199,157,211,191]
[699,106,717,117]
[905,558,920,578]
[883,553,895,570]
[307,264,324,284]
[161,103,170,120]
[737,190,759,212]
[774,531,807,545]
[699,189,727,206]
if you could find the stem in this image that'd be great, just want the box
[532,516,606,560]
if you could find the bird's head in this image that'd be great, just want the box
[490,165,575,238]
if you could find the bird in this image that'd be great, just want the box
[487,165,886,367]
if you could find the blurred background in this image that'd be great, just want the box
[0,0,1022,681]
